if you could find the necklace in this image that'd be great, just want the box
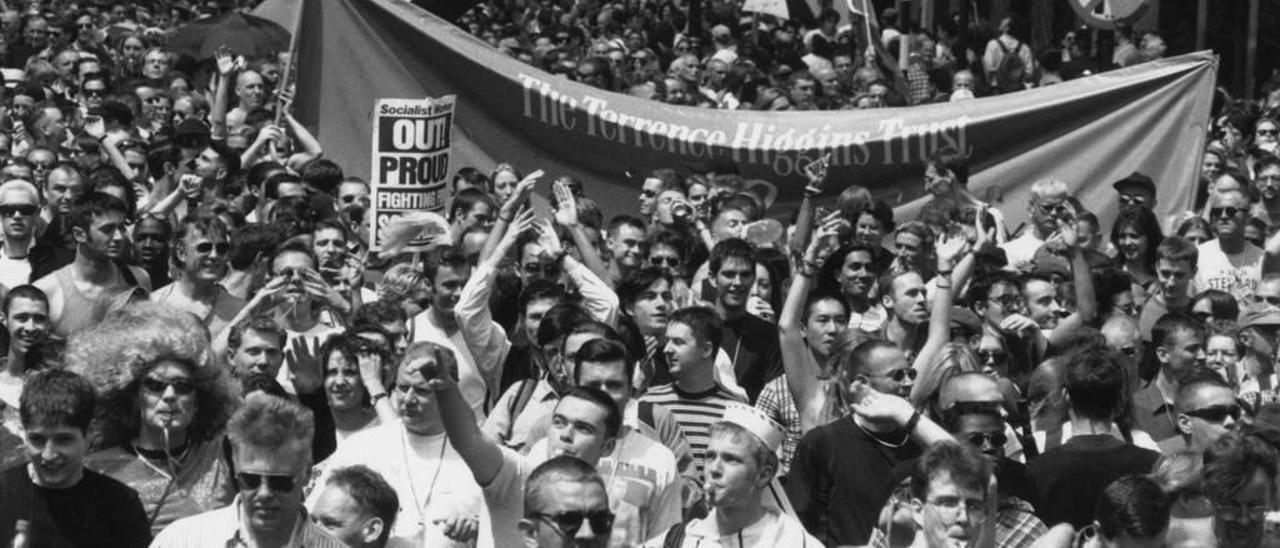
[132,441,190,480]
[400,426,449,527]
[852,416,910,449]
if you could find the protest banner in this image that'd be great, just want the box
[259,0,1215,231]
[368,96,455,252]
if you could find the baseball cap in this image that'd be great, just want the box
[1112,172,1156,196]
[1241,304,1280,327]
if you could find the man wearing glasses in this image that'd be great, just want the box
[1159,369,1240,454]
[150,214,246,340]
[1112,172,1158,214]
[1000,179,1069,272]
[907,442,994,548]
[152,392,345,547]
[1204,433,1278,548]
[0,179,38,289]
[1197,186,1266,303]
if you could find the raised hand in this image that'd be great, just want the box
[535,218,564,259]
[552,180,579,227]
[417,343,461,390]
[935,231,972,270]
[285,336,323,394]
[802,153,832,195]
[215,45,236,76]
[850,384,916,426]
[499,169,544,220]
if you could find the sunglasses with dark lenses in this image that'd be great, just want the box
[236,472,296,493]
[195,242,230,254]
[141,377,197,395]
[885,368,918,382]
[532,510,615,536]
[1258,129,1278,136]
[650,256,680,267]
[83,88,105,97]
[0,204,37,217]
[966,431,1008,448]
[1210,207,1244,219]
[977,350,1008,364]
[1183,404,1242,423]
[524,263,560,277]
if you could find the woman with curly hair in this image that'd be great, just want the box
[72,302,238,534]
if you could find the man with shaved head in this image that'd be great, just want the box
[1101,315,1143,392]
[1160,369,1240,453]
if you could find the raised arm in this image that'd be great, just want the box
[782,214,843,433]
[479,169,542,264]
[209,47,241,141]
[427,346,505,485]
[1047,214,1097,350]
[357,352,399,425]
[455,210,536,386]
[788,154,831,260]
[553,181,611,282]
[910,233,969,404]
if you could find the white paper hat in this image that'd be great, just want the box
[721,405,785,456]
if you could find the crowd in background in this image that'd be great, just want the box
[2,1,1280,548]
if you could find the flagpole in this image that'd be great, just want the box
[274,0,306,127]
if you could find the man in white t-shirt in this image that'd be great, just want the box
[312,342,487,548]
[1197,188,1265,303]
[1001,179,1070,272]
[432,338,667,548]
[643,405,821,547]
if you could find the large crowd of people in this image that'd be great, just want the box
[2,1,1280,548]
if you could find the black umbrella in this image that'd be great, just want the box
[167,11,291,61]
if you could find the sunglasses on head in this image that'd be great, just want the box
[1210,207,1244,219]
[531,510,615,537]
[1183,404,1242,423]
[141,377,196,395]
[236,471,296,493]
[195,242,229,254]
[965,431,1008,448]
[0,203,37,217]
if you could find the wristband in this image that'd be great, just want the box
[904,409,922,434]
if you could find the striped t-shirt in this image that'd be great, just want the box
[638,383,746,478]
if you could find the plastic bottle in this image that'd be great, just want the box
[9,519,29,548]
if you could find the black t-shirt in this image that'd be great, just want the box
[720,313,783,404]
[1026,434,1160,528]
[0,464,151,548]
[787,417,922,546]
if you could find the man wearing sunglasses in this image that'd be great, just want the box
[153,392,345,548]
[1001,179,1070,272]
[1160,369,1240,454]
[1196,187,1265,303]
[150,214,246,339]
[432,341,621,548]
[0,179,38,290]
[1112,172,1158,215]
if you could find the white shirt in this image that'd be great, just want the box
[642,508,824,547]
[311,421,490,548]
[1195,240,1264,303]
[1000,231,1046,272]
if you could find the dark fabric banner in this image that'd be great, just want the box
[257,0,1215,227]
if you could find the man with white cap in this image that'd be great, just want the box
[645,405,824,547]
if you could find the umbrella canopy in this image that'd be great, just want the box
[167,11,290,61]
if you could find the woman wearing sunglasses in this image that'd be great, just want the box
[72,302,239,534]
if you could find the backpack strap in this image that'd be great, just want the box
[505,380,540,440]
[662,521,688,548]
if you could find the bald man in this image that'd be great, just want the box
[1101,315,1143,392]
[1160,369,1240,453]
